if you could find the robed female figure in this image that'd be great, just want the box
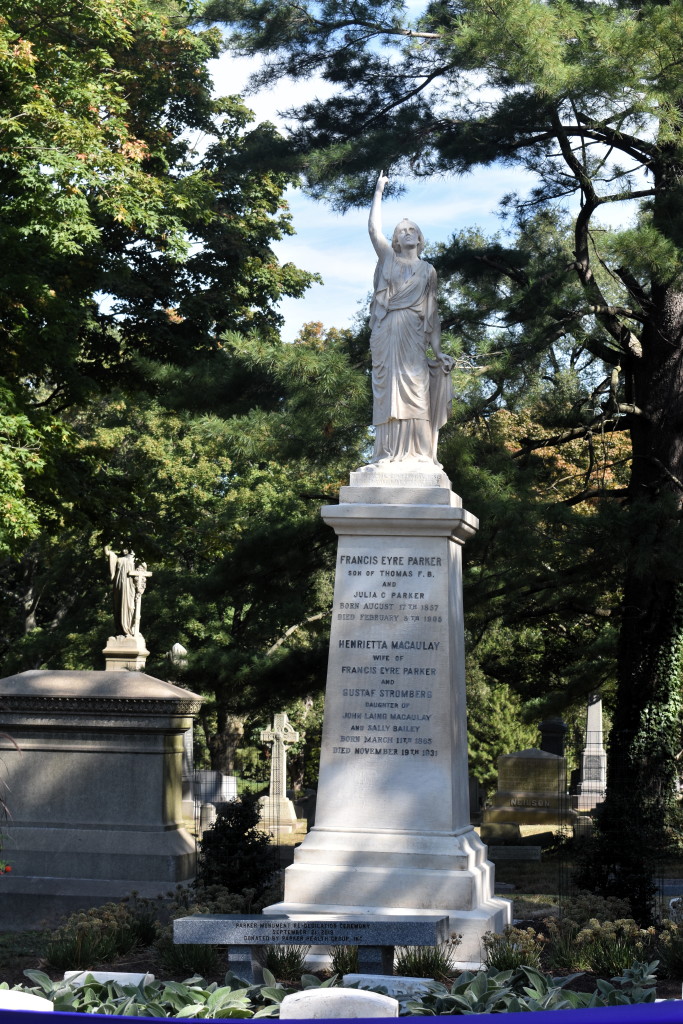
[366,172,454,466]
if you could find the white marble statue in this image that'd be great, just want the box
[365,171,454,467]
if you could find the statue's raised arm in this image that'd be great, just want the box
[362,176,454,469]
[368,171,391,259]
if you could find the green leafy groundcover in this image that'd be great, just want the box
[2,960,669,1017]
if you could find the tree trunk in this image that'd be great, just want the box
[600,285,683,919]
[209,703,245,773]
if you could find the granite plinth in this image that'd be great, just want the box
[0,876,185,931]
[487,845,542,862]
[174,913,449,982]
[483,803,575,825]
[258,795,298,835]
[102,635,149,671]
[480,823,522,844]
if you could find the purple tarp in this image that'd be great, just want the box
[1,1002,683,1024]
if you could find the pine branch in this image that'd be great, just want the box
[366,64,459,126]
[284,3,441,39]
[560,487,630,507]
[513,412,639,458]
[552,113,638,359]
[266,612,324,656]
[473,252,529,286]
[587,304,646,324]
[574,113,656,162]
[615,266,654,314]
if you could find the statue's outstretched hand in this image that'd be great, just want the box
[376,170,389,193]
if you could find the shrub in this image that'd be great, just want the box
[394,941,460,982]
[153,884,259,977]
[542,918,580,971]
[14,961,658,1017]
[195,798,277,893]
[402,962,658,1015]
[155,938,223,979]
[656,920,683,979]
[481,926,543,971]
[44,902,146,970]
[19,969,273,1016]
[563,890,632,927]
[258,945,311,983]
[121,892,161,946]
[574,918,656,976]
[330,945,358,975]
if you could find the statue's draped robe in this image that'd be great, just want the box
[369,252,452,463]
[113,552,136,636]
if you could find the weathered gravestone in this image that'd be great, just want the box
[483,748,578,826]
[258,712,299,834]
[539,717,567,757]
[280,988,399,1018]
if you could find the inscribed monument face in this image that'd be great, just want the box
[319,535,454,831]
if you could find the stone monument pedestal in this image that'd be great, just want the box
[0,670,202,928]
[258,795,299,835]
[103,634,149,671]
[264,465,510,962]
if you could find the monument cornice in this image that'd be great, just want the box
[321,503,479,543]
[0,695,203,716]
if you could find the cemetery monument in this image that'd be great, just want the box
[103,547,152,670]
[574,694,607,812]
[258,712,300,834]
[0,554,203,927]
[260,172,511,960]
[483,747,577,826]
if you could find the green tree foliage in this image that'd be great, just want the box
[466,657,539,794]
[0,329,370,758]
[0,0,315,550]
[0,0,373,776]
[214,0,683,913]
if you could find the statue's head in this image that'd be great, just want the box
[392,219,425,256]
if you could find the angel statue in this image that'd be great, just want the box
[106,548,151,638]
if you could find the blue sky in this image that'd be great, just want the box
[209,52,535,341]
[208,47,636,342]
